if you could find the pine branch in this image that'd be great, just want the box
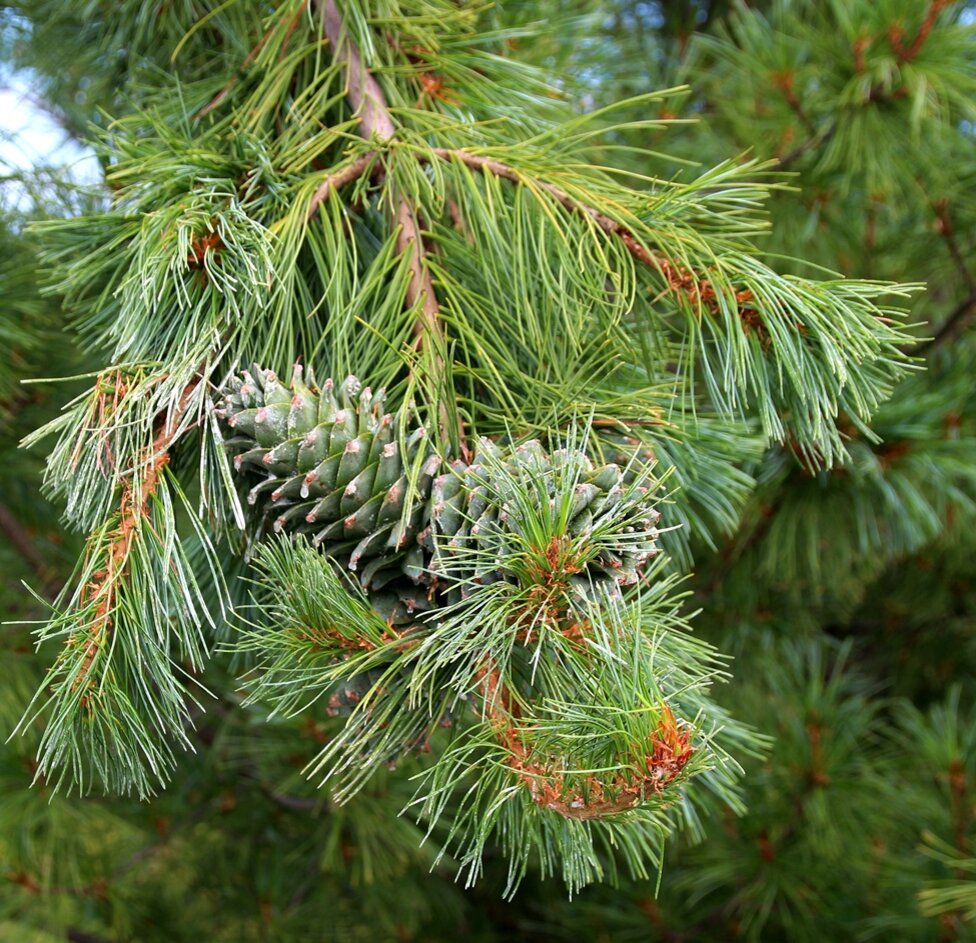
[427,148,670,274]
[305,89,757,345]
[318,0,440,346]
[891,0,951,63]
[305,150,377,221]
[912,293,976,355]
[772,123,836,170]
[426,147,759,324]
[70,378,201,695]
[481,664,693,820]
[73,454,169,687]
[933,200,976,295]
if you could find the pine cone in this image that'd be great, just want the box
[217,365,662,607]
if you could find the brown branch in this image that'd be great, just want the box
[7,869,107,901]
[195,1,309,120]
[949,758,969,856]
[910,293,976,355]
[427,148,771,337]
[428,147,649,255]
[316,0,467,457]
[772,122,836,171]
[278,0,309,61]
[699,493,784,601]
[907,200,976,356]
[896,0,950,62]
[318,0,441,345]
[319,2,395,139]
[195,23,275,120]
[852,35,873,73]
[428,148,681,282]
[479,665,693,821]
[425,151,687,280]
[71,379,201,693]
[933,199,976,294]
[395,199,441,341]
[261,784,327,812]
[305,151,378,220]
[0,502,60,600]
[770,71,817,135]
[447,198,474,244]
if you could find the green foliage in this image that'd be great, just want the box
[1,0,975,939]
[235,457,752,891]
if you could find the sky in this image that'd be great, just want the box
[0,75,101,200]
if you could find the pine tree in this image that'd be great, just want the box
[1,1,974,940]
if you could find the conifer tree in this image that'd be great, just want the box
[1,1,974,940]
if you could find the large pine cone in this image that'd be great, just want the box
[217,365,662,610]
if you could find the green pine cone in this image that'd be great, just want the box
[217,365,663,606]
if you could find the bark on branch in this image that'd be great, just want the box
[317,0,441,343]
[427,147,669,271]
[911,293,976,355]
[893,0,950,62]
[306,150,377,220]
[72,379,201,691]
[479,664,693,821]
[426,148,761,326]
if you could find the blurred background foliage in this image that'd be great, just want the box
[1,0,974,940]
